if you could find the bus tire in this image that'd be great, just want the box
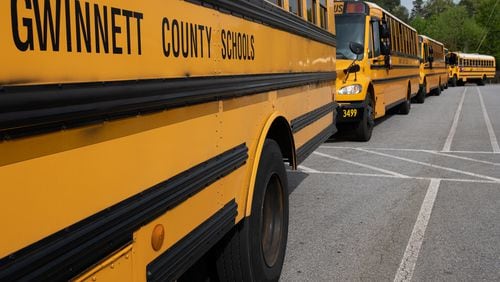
[216,139,288,282]
[353,94,374,141]
[451,75,457,87]
[477,76,486,86]
[434,85,441,96]
[398,86,411,115]
[415,84,426,104]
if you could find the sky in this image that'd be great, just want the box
[401,0,413,11]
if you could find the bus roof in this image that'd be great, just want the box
[419,35,444,47]
[452,52,495,60]
[365,1,417,32]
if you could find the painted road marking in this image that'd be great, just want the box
[394,179,441,282]
[321,145,500,155]
[442,87,467,152]
[313,151,410,178]
[355,148,500,183]
[291,169,499,184]
[320,145,500,165]
[298,165,320,173]
[477,87,500,153]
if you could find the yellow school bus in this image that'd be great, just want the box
[414,35,448,103]
[0,0,337,280]
[447,52,496,86]
[333,1,419,141]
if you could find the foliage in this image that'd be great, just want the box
[407,0,499,68]
[368,0,500,68]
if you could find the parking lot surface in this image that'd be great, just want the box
[281,85,500,281]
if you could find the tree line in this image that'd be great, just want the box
[370,0,500,69]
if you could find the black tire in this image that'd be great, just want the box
[216,139,288,282]
[415,84,426,104]
[477,76,486,86]
[398,87,411,115]
[434,85,441,96]
[444,81,448,89]
[451,75,457,87]
[353,94,375,142]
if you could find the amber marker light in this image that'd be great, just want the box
[151,224,165,251]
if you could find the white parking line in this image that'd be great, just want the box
[298,165,320,173]
[426,151,500,166]
[477,87,500,153]
[292,169,499,184]
[442,87,467,152]
[355,148,500,183]
[394,179,441,282]
[313,151,410,178]
[320,145,500,165]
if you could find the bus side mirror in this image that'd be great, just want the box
[345,64,360,74]
[349,41,364,56]
[384,54,391,69]
[381,41,390,56]
[380,21,390,39]
[428,56,434,63]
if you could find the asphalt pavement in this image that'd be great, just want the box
[281,84,500,281]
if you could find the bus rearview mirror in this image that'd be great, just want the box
[349,42,364,56]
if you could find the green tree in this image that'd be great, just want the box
[411,0,425,19]
[370,0,409,22]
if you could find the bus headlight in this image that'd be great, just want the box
[338,84,362,95]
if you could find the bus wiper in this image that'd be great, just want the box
[343,42,364,83]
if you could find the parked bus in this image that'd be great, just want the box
[448,52,496,86]
[414,35,447,103]
[0,0,337,281]
[333,1,419,141]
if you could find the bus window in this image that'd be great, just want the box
[267,0,283,7]
[289,0,302,16]
[319,0,327,28]
[307,0,317,24]
[371,19,381,57]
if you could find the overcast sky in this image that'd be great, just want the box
[401,0,413,11]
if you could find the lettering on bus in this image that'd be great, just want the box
[161,18,212,58]
[221,29,255,61]
[11,0,143,55]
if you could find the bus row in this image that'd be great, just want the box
[334,1,496,141]
[0,1,496,281]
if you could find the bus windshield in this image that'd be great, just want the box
[336,15,366,60]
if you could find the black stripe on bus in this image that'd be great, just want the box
[370,64,420,70]
[193,0,336,47]
[291,102,337,134]
[0,72,336,140]
[424,66,447,70]
[372,74,419,84]
[425,71,447,76]
[147,200,237,282]
[0,144,248,282]
[391,51,420,60]
[296,123,337,164]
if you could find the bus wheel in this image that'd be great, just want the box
[434,85,441,96]
[398,87,411,115]
[451,75,457,87]
[353,94,374,141]
[216,139,288,282]
[415,83,426,103]
[477,76,486,86]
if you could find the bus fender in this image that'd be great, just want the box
[244,112,295,217]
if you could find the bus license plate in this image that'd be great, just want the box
[342,108,358,118]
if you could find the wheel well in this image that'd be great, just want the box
[367,83,375,101]
[266,117,296,169]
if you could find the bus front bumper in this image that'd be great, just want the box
[336,102,365,124]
